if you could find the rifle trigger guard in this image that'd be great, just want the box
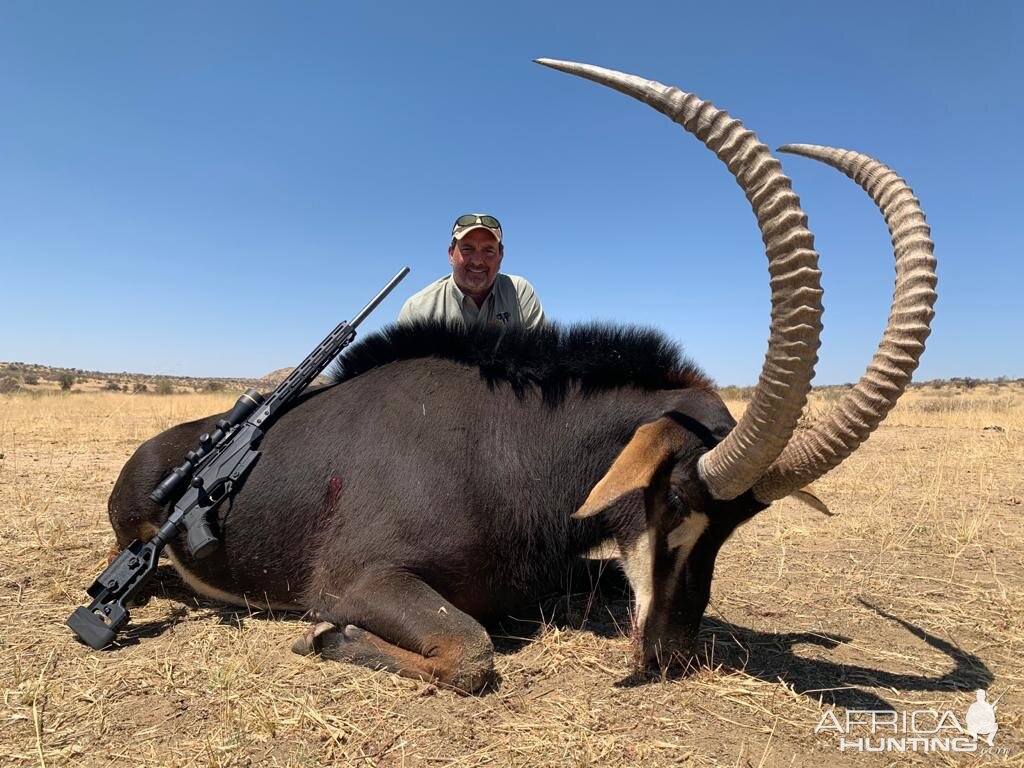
[207,479,233,504]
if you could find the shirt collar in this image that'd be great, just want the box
[448,274,497,307]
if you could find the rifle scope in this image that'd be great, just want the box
[148,388,265,506]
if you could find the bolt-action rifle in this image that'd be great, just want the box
[67,267,410,650]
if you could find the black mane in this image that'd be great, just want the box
[327,321,711,406]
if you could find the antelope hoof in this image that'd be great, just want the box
[291,621,336,656]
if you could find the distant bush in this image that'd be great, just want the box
[950,377,981,390]
[908,396,1016,414]
[815,388,846,403]
[203,380,226,393]
[104,380,121,391]
[0,376,19,394]
[156,380,175,395]
[24,374,39,385]
[59,373,75,391]
[133,382,148,393]
[717,385,754,402]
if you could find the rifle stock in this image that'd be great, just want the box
[67,267,409,649]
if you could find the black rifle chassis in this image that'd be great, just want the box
[67,267,410,650]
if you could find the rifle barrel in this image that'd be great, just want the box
[351,266,410,328]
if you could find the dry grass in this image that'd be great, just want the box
[2,386,1022,766]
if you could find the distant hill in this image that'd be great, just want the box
[259,367,331,388]
[0,361,265,395]
[0,361,335,395]
[1,360,1018,396]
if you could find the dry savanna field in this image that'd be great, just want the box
[2,381,1022,767]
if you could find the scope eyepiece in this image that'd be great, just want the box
[149,465,190,506]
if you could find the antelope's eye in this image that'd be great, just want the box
[668,490,683,511]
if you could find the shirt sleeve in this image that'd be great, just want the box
[516,279,546,330]
[397,297,416,325]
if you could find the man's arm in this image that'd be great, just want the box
[397,277,452,326]
[514,278,546,330]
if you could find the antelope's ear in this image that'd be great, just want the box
[789,484,833,516]
[574,417,688,519]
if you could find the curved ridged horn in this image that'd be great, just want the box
[753,145,937,503]
[536,59,824,500]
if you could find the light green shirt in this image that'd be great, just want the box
[397,273,546,330]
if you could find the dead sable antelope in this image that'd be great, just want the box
[107,60,937,693]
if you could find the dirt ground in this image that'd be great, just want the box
[2,384,1022,767]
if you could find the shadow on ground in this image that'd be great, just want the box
[99,564,306,648]
[103,561,991,707]
[492,564,992,709]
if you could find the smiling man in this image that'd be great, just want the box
[398,213,546,329]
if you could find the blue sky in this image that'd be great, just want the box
[1,2,1020,384]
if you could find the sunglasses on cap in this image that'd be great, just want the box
[452,214,502,233]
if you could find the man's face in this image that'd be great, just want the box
[449,229,503,299]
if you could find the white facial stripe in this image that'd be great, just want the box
[665,513,709,603]
[666,513,709,554]
[620,532,654,629]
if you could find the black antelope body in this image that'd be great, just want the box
[107,60,936,692]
